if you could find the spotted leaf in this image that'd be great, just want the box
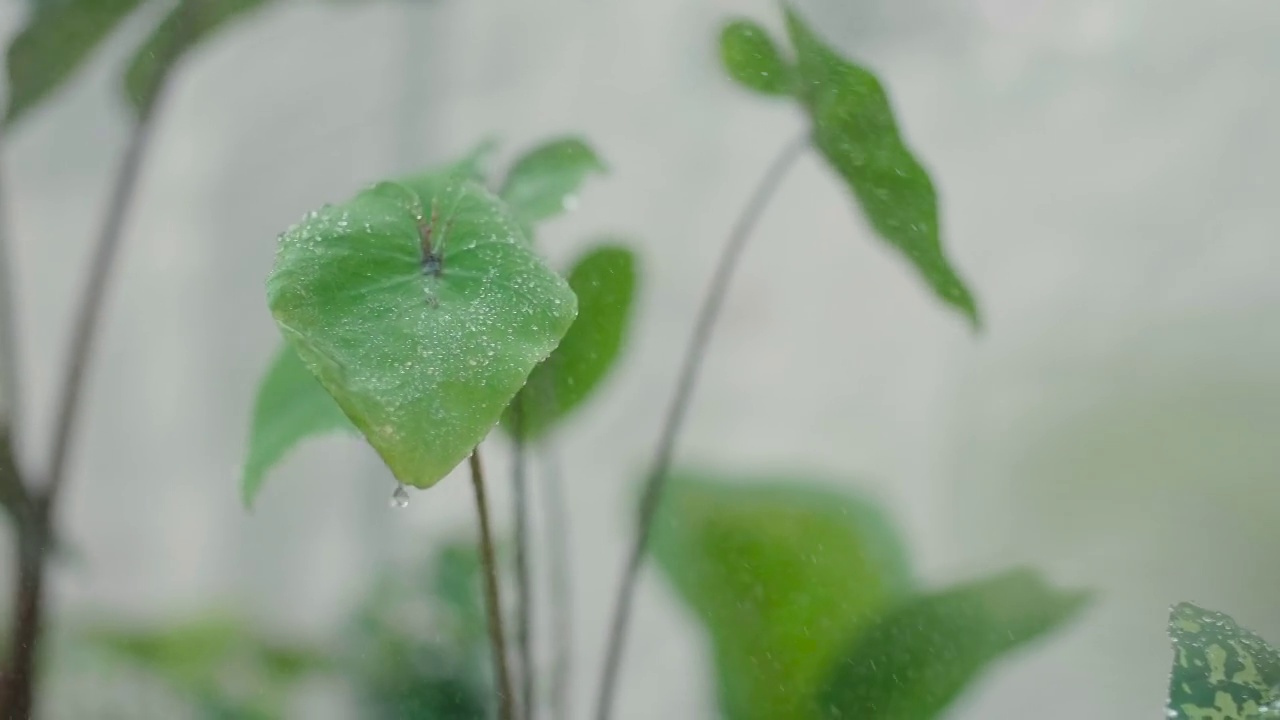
[1167,602,1280,719]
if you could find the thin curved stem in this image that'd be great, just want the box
[511,397,535,720]
[472,448,516,720]
[540,441,573,720]
[592,132,809,720]
[42,83,170,512]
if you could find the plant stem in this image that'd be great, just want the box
[540,441,573,720]
[0,2,193,713]
[471,448,517,720]
[511,397,535,720]
[0,141,32,529]
[592,132,809,720]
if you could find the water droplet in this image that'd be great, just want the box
[390,484,410,509]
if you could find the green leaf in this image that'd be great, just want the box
[267,173,577,490]
[84,615,329,718]
[649,471,914,720]
[1167,602,1280,719]
[819,569,1089,720]
[123,0,273,114]
[503,243,637,440]
[241,343,355,508]
[3,0,146,127]
[783,5,980,327]
[719,19,794,96]
[498,137,606,227]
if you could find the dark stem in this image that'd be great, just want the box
[0,142,31,529]
[592,133,809,720]
[510,396,535,720]
[43,80,171,512]
[539,441,573,720]
[471,448,516,720]
[0,3,192,714]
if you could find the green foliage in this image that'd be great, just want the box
[124,0,274,114]
[241,343,354,508]
[650,471,1088,720]
[504,243,637,440]
[498,137,606,229]
[83,615,328,719]
[244,138,634,499]
[1166,602,1280,719]
[347,539,492,720]
[3,0,146,127]
[819,569,1090,720]
[717,6,979,326]
[649,471,914,720]
[267,170,577,490]
[718,20,794,96]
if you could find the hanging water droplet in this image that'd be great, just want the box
[390,484,410,509]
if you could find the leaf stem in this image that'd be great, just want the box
[592,132,809,720]
[511,397,535,720]
[540,441,573,720]
[0,3,197,714]
[471,447,517,720]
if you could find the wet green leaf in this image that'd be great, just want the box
[123,0,273,114]
[719,19,794,96]
[3,0,146,127]
[498,137,606,228]
[1166,602,1280,719]
[649,471,914,720]
[503,243,636,440]
[783,5,979,327]
[819,569,1089,719]
[267,172,576,490]
[241,343,355,508]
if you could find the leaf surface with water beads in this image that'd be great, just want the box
[719,19,795,96]
[267,172,577,490]
[782,5,980,327]
[1166,602,1280,719]
[503,242,637,441]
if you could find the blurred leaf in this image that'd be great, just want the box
[782,5,979,327]
[498,137,606,228]
[348,540,492,720]
[1166,602,1280,719]
[123,0,273,114]
[650,471,914,720]
[3,0,146,127]
[85,615,329,719]
[503,243,637,440]
[719,19,794,96]
[242,343,355,508]
[268,172,576,490]
[819,569,1089,720]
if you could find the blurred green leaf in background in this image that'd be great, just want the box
[651,471,1088,720]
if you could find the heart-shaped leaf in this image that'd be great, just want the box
[649,471,914,720]
[124,0,274,114]
[783,5,979,327]
[241,343,355,508]
[819,569,1089,720]
[504,243,637,441]
[267,172,577,489]
[4,0,146,127]
[719,19,794,96]
[242,140,530,505]
[498,137,606,228]
[1167,602,1280,719]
